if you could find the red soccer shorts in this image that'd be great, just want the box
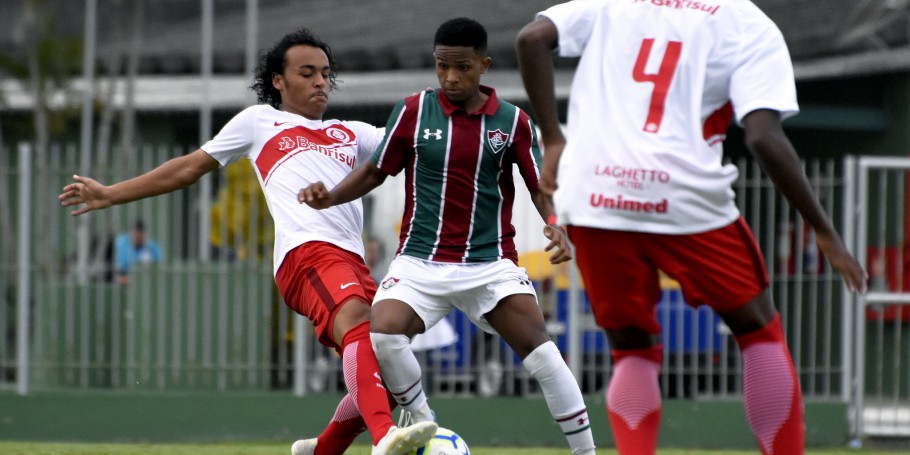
[274,241,377,350]
[568,217,769,334]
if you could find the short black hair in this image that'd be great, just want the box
[251,28,339,109]
[434,17,487,53]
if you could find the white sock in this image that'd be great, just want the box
[371,332,430,416]
[523,341,596,455]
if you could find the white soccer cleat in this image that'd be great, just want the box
[371,421,438,455]
[290,438,317,455]
[397,403,437,427]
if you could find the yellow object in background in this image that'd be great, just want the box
[210,160,273,260]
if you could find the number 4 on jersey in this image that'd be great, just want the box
[632,39,682,133]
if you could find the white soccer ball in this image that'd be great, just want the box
[412,427,470,455]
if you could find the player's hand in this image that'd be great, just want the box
[816,230,868,293]
[297,182,335,210]
[543,224,572,264]
[58,174,113,216]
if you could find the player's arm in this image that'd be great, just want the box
[742,109,867,293]
[59,149,220,216]
[516,17,563,149]
[298,161,387,210]
[516,17,564,196]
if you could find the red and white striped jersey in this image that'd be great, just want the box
[540,0,798,234]
[201,104,384,274]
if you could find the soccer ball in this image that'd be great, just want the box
[412,427,469,455]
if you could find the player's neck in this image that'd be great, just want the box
[452,91,488,114]
[279,105,323,122]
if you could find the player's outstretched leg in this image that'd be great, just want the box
[606,346,662,455]
[341,321,396,447]
[523,341,597,455]
[735,314,804,455]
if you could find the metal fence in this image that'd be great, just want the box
[2,142,907,439]
[848,156,910,441]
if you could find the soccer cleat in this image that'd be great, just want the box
[397,403,436,427]
[397,410,412,428]
[290,438,317,455]
[371,421,438,455]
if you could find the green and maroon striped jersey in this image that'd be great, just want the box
[371,86,542,264]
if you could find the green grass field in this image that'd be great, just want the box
[0,442,901,455]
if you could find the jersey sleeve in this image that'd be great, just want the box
[371,97,417,176]
[201,105,260,166]
[538,0,600,58]
[510,110,543,192]
[729,19,799,124]
[344,120,385,166]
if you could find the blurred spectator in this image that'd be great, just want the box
[363,234,388,285]
[114,219,161,284]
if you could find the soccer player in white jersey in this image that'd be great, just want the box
[301,18,597,455]
[516,1,868,454]
[58,29,436,455]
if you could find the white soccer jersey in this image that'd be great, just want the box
[202,104,384,274]
[540,0,799,234]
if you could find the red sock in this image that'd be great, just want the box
[315,391,399,455]
[607,346,662,455]
[341,321,394,446]
[315,394,364,455]
[735,315,804,455]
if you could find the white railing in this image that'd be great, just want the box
[2,142,888,430]
[849,156,910,442]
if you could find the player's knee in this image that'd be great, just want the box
[719,289,777,336]
[370,332,410,361]
[370,300,424,335]
[606,327,660,350]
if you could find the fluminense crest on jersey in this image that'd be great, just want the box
[381,276,400,290]
[486,129,509,154]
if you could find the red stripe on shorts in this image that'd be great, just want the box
[306,267,337,313]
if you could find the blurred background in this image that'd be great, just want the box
[1,0,909,449]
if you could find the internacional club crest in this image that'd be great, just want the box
[325,126,351,143]
[487,129,509,154]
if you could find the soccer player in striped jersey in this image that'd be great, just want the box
[516,1,868,454]
[300,17,596,455]
[59,28,437,455]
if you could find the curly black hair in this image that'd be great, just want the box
[250,28,339,109]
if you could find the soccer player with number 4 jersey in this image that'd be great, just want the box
[300,18,597,455]
[58,28,437,455]
[516,1,868,454]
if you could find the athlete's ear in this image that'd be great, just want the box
[481,56,492,74]
[272,72,283,90]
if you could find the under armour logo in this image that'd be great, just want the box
[423,128,443,140]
